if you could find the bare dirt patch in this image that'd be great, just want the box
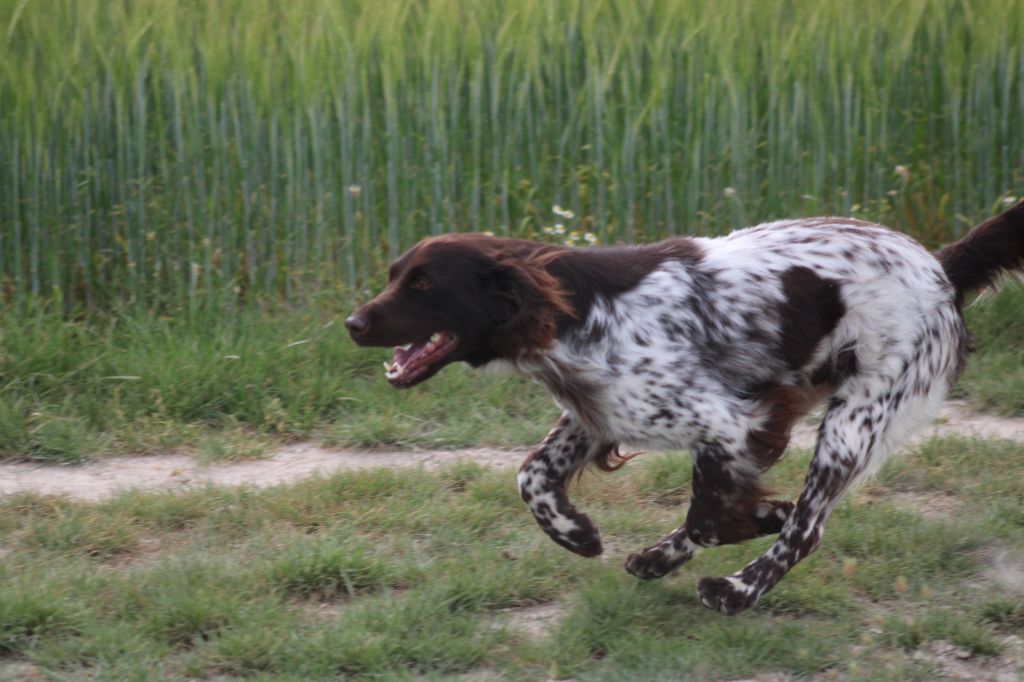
[492,602,566,639]
[911,636,1023,682]
[0,444,529,502]
[0,661,45,682]
[0,401,1020,503]
[879,490,965,521]
[300,600,345,622]
[981,547,1024,595]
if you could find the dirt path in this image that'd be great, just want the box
[0,445,531,502]
[0,400,1021,502]
[788,399,1024,449]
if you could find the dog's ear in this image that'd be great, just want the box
[485,261,525,327]
[484,251,575,357]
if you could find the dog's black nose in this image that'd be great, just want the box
[345,314,368,335]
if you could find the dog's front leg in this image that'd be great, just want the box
[517,415,608,557]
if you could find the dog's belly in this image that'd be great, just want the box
[575,360,755,452]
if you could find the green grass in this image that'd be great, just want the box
[0,438,1020,680]
[2,2,1021,676]
[957,282,1024,415]
[876,435,1024,539]
[0,0,1021,462]
[0,0,1021,311]
[0,283,1020,463]
[0,301,557,462]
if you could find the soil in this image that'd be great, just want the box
[910,636,1024,682]
[982,546,1024,595]
[0,444,529,502]
[0,400,1020,503]
[493,602,566,639]
[0,661,44,682]
[879,490,964,521]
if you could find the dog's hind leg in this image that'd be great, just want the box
[518,414,613,557]
[696,357,953,614]
[623,440,793,579]
[624,385,813,580]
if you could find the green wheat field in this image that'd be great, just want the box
[0,0,1022,679]
[2,0,1022,308]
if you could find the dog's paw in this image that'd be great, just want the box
[624,544,684,580]
[544,515,603,558]
[565,528,603,558]
[696,576,759,615]
[624,549,670,580]
[752,499,795,536]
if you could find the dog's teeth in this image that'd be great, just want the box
[400,343,412,351]
[430,333,441,344]
[383,361,391,371]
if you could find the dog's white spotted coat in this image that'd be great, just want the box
[514,217,967,612]
[352,205,1021,614]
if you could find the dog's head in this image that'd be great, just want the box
[346,234,574,388]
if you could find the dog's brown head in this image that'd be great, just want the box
[345,234,574,388]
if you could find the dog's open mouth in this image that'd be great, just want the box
[384,331,460,388]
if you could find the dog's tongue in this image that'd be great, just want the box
[392,341,423,367]
[385,332,450,382]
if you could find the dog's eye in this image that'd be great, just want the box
[409,275,432,291]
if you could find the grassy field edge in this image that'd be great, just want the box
[0,436,1021,680]
[0,283,1020,463]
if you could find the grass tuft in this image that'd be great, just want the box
[264,534,403,600]
[0,592,78,655]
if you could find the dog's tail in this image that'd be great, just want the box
[936,200,1024,306]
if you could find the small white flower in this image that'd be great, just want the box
[887,190,898,197]
[583,232,598,244]
[894,165,910,182]
[542,226,555,235]
[1003,196,1018,205]
[800,194,816,201]
[348,184,362,197]
[850,203,861,212]
[482,230,494,236]
[553,205,575,219]
[723,187,737,198]
[552,223,565,235]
